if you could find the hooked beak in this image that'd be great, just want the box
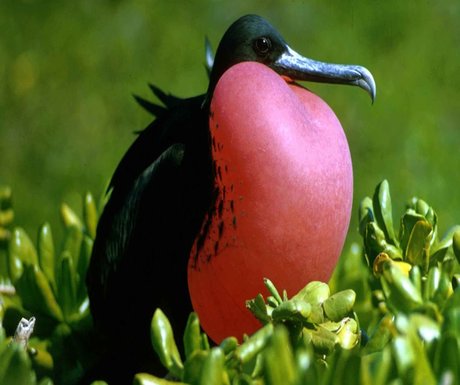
[273,46,376,103]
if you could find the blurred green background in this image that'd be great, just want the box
[1,0,459,247]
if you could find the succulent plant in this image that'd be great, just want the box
[0,180,459,385]
[0,187,100,385]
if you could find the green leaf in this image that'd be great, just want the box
[433,332,459,385]
[76,235,93,304]
[409,265,422,293]
[264,326,296,385]
[219,336,238,355]
[60,225,83,269]
[361,347,393,385]
[83,192,98,239]
[399,211,426,255]
[405,220,432,270]
[60,203,83,229]
[322,290,356,322]
[246,293,270,324]
[308,326,338,355]
[76,234,94,304]
[336,318,359,349]
[56,253,77,319]
[0,343,36,385]
[364,222,387,266]
[431,270,452,306]
[150,308,183,378]
[263,278,283,305]
[37,222,55,289]
[362,315,393,354]
[372,180,398,246]
[292,281,330,305]
[183,350,208,384]
[271,299,311,323]
[332,350,362,385]
[183,312,202,359]
[8,227,38,282]
[358,196,374,237]
[230,323,273,366]
[17,264,63,322]
[391,336,415,383]
[199,347,227,385]
[381,262,423,312]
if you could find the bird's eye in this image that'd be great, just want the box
[254,37,272,56]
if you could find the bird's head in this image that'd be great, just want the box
[207,14,376,103]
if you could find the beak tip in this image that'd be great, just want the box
[358,66,376,104]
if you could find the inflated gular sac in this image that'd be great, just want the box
[188,62,353,343]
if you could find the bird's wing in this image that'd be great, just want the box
[86,93,210,334]
[87,142,184,300]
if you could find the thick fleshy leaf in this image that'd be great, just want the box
[0,342,36,385]
[150,309,183,378]
[8,227,38,282]
[381,262,423,312]
[17,264,63,322]
[230,324,273,366]
[358,196,374,237]
[372,180,398,246]
[308,326,338,355]
[333,351,362,385]
[431,270,452,306]
[219,336,238,355]
[60,203,83,229]
[83,192,98,239]
[199,347,228,385]
[183,312,202,359]
[392,336,415,382]
[364,222,387,265]
[362,315,393,354]
[406,332,437,385]
[336,318,359,349]
[263,278,283,305]
[323,290,356,322]
[425,266,440,301]
[56,253,77,319]
[361,346,393,385]
[60,225,83,268]
[183,350,208,384]
[76,235,93,304]
[409,265,422,293]
[293,281,330,305]
[399,211,426,255]
[405,220,432,269]
[264,327,296,385]
[246,293,270,324]
[37,223,55,288]
[433,332,459,384]
[272,299,311,323]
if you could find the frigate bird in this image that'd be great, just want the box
[85,14,375,383]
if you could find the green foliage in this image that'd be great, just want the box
[360,180,460,320]
[147,180,460,385]
[0,187,99,385]
[1,180,460,384]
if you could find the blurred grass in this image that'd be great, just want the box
[1,0,459,247]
